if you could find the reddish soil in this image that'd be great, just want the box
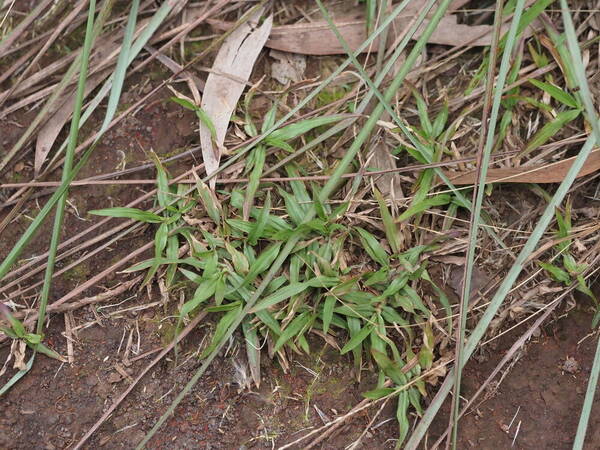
[428,303,600,450]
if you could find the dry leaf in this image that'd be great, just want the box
[200,9,273,189]
[209,1,529,56]
[443,148,600,185]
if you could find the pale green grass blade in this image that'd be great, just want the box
[49,0,176,166]
[98,0,139,135]
[573,336,600,450]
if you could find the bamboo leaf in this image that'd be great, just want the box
[273,311,310,353]
[340,323,373,354]
[88,207,164,223]
[529,79,578,108]
[521,109,580,157]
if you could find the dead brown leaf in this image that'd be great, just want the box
[200,8,272,189]
[443,148,600,185]
[209,1,528,56]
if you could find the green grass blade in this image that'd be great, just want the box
[37,0,98,338]
[98,0,139,134]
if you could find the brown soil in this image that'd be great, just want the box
[428,303,600,450]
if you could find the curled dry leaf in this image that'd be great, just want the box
[199,8,273,189]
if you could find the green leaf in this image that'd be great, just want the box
[150,150,171,208]
[200,304,242,358]
[374,189,400,253]
[432,102,449,138]
[397,391,410,445]
[196,179,221,224]
[521,109,580,157]
[254,309,282,336]
[261,102,278,133]
[264,137,294,153]
[322,296,336,334]
[539,261,571,284]
[180,278,218,318]
[363,387,396,399]
[225,242,249,274]
[88,207,164,223]
[412,88,433,137]
[397,194,451,222]
[340,323,373,354]
[165,235,179,287]
[250,282,311,312]
[195,107,217,142]
[170,96,197,111]
[529,79,578,108]
[355,227,389,266]
[273,311,311,353]
[279,188,305,226]
[243,145,266,220]
[33,341,64,361]
[155,222,168,256]
[268,115,345,141]
[244,242,282,284]
[248,192,271,245]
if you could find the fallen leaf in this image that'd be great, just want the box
[270,49,306,85]
[200,8,273,189]
[208,1,530,56]
[443,148,600,185]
